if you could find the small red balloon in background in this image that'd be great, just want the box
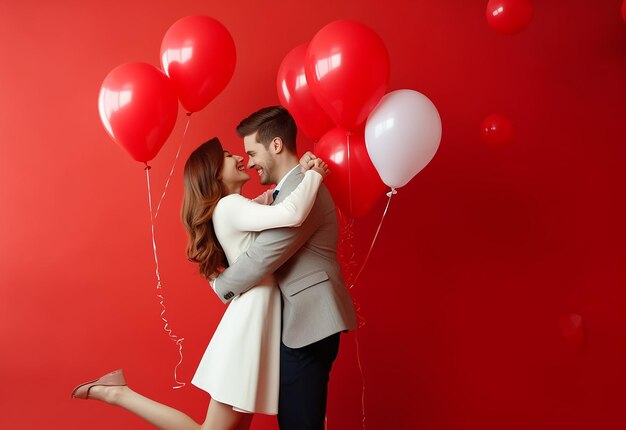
[315,127,386,218]
[622,0,626,24]
[98,62,178,163]
[486,0,533,34]
[161,16,236,113]
[481,113,514,146]
[305,20,390,131]
[277,44,334,141]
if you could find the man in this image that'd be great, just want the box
[213,106,357,429]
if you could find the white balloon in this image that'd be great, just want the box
[365,89,442,189]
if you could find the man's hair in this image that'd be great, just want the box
[236,106,297,153]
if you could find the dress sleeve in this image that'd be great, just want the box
[225,170,323,232]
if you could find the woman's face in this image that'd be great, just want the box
[218,150,250,190]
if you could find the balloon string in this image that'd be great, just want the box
[346,131,354,217]
[337,187,396,428]
[338,211,357,287]
[349,188,396,290]
[354,332,366,430]
[336,210,366,429]
[155,113,192,219]
[145,165,186,390]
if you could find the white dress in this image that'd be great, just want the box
[192,170,323,415]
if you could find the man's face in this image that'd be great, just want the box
[244,132,276,185]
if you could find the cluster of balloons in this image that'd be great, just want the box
[98,16,236,163]
[277,20,442,217]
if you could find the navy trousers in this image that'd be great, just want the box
[277,333,341,430]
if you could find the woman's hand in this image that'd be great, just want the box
[299,151,317,172]
[300,151,329,178]
[310,158,330,179]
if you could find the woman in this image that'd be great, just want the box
[71,137,329,430]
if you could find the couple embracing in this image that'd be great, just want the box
[72,106,357,430]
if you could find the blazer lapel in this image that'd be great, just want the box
[272,167,304,205]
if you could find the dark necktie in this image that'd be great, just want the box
[272,189,279,202]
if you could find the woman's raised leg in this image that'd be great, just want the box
[200,398,251,430]
[88,385,200,430]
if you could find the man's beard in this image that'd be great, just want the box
[258,169,271,185]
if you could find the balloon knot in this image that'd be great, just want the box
[186,112,192,117]
[386,188,397,197]
[144,164,152,171]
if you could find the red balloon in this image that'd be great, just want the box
[622,0,626,24]
[161,16,236,113]
[315,127,386,218]
[277,44,334,140]
[98,63,178,163]
[305,20,389,130]
[486,0,533,34]
[481,113,514,146]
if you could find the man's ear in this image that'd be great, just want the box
[271,137,284,154]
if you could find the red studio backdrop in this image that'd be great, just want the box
[2,1,626,429]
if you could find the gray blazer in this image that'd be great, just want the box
[214,167,357,348]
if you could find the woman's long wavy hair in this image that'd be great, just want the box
[181,137,227,279]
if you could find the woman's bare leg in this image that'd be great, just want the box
[200,399,250,430]
[88,386,254,430]
[89,385,200,430]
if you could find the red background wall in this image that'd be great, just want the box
[2,1,626,429]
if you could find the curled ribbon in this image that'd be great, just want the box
[337,185,396,430]
[142,114,192,389]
